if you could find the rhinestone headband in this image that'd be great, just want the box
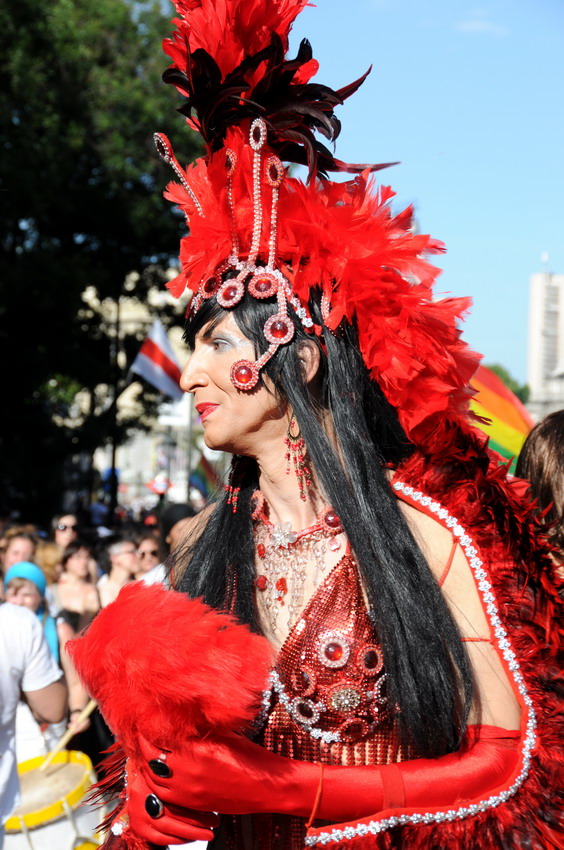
[155,118,316,392]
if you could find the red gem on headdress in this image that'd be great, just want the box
[217,278,244,308]
[272,320,289,338]
[231,360,260,390]
[202,276,220,298]
[257,543,266,559]
[264,314,294,345]
[248,271,279,300]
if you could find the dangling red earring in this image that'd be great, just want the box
[225,455,242,513]
[284,417,312,501]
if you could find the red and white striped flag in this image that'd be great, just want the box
[131,320,184,400]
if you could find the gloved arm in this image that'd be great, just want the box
[130,724,520,839]
[316,724,520,821]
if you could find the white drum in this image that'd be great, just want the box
[5,750,103,850]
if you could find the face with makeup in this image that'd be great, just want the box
[181,313,288,455]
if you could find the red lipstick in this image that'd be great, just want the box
[196,402,219,422]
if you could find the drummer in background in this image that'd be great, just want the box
[4,562,90,761]
[0,599,67,848]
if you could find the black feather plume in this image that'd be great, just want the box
[163,35,396,179]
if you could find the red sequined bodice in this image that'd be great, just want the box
[223,552,409,850]
[259,550,407,767]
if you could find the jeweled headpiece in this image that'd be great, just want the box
[156,0,481,447]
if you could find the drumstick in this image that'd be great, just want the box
[39,698,98,772]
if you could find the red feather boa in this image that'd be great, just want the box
[68,583,273,848]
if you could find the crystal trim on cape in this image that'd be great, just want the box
[304,480,536,846]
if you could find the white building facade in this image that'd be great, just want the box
[527,272,564,421]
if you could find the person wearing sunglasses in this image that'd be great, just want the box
[135,535,162,578]
[50,514,79,550]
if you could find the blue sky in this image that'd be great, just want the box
[289,0,564,383]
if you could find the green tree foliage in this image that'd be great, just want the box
[486,364,530,404]
[0,0,199,520]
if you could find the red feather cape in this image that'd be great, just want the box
[306,427,563,849]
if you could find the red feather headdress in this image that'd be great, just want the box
[156,0,482,448]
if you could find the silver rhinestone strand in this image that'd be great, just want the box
[304,482,536,846]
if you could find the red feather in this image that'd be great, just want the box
[68,583,273,848]
[69,582,273,748]
[163,129,480,446]
[164,0,310,79]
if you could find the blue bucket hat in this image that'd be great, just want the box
[4,562,47,597]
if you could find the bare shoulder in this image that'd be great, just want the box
[394,490,492,643]
[396,498,455,583]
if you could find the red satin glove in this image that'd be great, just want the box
[317,725,521,821]
[126,764,220,846]
[133,725,520,837]
[137,732,318,818]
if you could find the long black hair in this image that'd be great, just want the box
[173,289,473,758]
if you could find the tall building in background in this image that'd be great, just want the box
[527,271,564,420]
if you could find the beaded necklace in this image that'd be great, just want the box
[251,491,343,635]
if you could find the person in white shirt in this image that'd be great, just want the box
[0,602,67,848]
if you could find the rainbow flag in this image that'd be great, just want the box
[470,366,534,472]
[189,453,221,498]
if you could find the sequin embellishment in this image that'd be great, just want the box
[318,630,351,669]
[329,686,362,713]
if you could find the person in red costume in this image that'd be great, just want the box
[76,1,562,848]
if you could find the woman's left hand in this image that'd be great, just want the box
[126,765,219,846]
[137,731,318,818]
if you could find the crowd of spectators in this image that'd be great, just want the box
[0,500,197,784]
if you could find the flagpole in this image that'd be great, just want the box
[186,392,194,505]
[109,293,121,522]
